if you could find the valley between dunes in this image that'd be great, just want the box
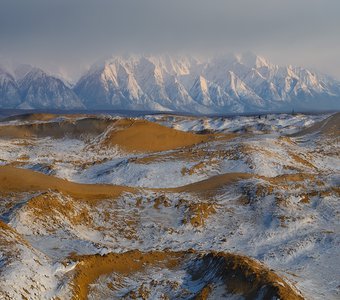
[0,112,339,299]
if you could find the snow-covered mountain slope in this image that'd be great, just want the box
[17,67,84,109]
[0,67,21,108]
[0,53,340,112]
[0,65,85,109]
[75,53,340,113]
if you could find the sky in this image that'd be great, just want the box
[0,0,339,81]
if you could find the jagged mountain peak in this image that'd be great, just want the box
[1,53,340,112]
[73,53,340,112]
[14,64,35,81]
[19,67,49,84]
[17,66,84,109]
[0,67,16,86]
[0,66,22,108]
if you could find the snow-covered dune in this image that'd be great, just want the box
[0,112,339,299]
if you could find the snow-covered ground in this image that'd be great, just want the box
[146,113,328,134]
[0,112,339,299]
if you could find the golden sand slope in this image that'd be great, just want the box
[2,113,59,122]
[0,166,133,200]
[291,112,340,137]
[0,166,316,200]
[0,117,112,139]
[102,119,211,152]
[0,116,212,153]
[69,250,303,300]
[172,173,253,195]
[70,251,182,300]
[169,172,315,195]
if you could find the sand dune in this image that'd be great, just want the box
[0,112,338,299]
[1,113,60,122]
[291,112,340,137]
[0,116,212,153]
[102,119,211,152]
[0,166,133,200]
[1,112,103,123]
[169,172,253,196]
[0,166,316,200]
[70,250,303,300]
[0,117,113,139]
[167,172,314,196]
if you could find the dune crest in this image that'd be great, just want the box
[69,250,303,300]
[102,119,211,152]
[291,112,340,137]
[0,166,133,200]
[0,117,113,139]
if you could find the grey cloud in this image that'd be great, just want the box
[0,0,339,80]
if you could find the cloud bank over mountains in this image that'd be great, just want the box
[0,0,340,80]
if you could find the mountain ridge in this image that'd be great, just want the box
[1,53,340,113]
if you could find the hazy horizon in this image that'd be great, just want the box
[0,0,340,81]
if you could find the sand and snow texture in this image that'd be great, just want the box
[0,112,339,299]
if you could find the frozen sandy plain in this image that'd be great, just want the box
[0,111,339,299]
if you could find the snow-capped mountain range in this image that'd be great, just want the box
[1,53,340,113]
